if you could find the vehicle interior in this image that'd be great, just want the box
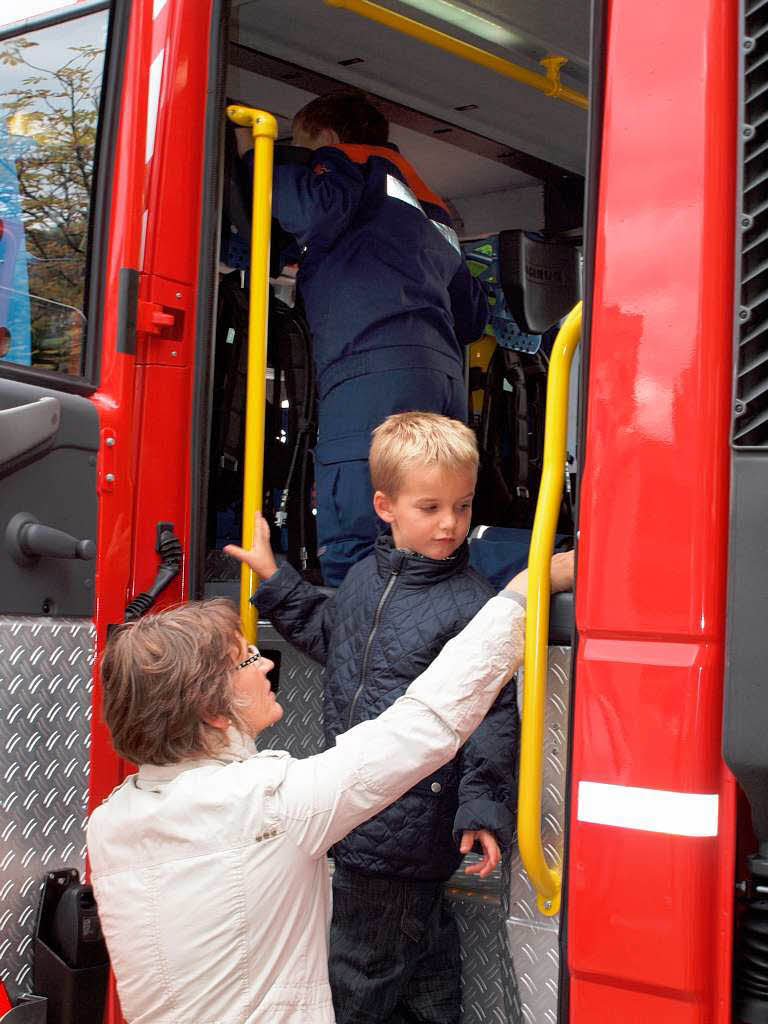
[203,1,591,1019]
[204,0,589,583]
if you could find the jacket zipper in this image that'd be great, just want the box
[347,566,400,729]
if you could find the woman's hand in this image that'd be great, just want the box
[506,549,575,596]
[224,511,278,580]
[549,549,575,593]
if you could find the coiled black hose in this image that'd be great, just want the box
[124,525,183,621]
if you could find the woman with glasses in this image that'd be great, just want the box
[87,552,573,1024]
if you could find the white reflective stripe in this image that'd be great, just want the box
[385,172,422,211]
[145,49,164,163]
[385,174,460,253]
[577,781,719,837]
[430,218,461,253]
[153,0,167,16]
[475,525,490,539]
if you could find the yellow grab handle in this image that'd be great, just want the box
[517,301,582,916]
[325,0,588,111]
[226,105,278,644]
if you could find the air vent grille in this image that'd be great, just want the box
[736,0,768,446]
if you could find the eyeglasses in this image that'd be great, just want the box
[236,644,261,671]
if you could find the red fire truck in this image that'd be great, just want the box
[0,0,762,1021]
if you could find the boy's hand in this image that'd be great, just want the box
[460,829,500,878]
[506,549,575,596]
[223,511,278,580]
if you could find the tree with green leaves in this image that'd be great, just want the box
[0,34,104,372]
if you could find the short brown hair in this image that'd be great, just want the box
[369,412,479,496]
[100,599,248,766]
[293,92,388,146]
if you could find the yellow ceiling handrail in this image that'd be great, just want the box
[226,104,278,644]
[325,0,588,111]
[518,301,582,917]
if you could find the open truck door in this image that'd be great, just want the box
[0,2,118,1000]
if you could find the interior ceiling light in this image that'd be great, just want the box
[393,0,522,51]
[388,0,589,79]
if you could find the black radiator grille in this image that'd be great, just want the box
[736,0,768,446]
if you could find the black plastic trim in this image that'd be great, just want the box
[189,0,228,600]
[723,0,768,844]
[85,0,133,382]
[548,591,574,647]
[0,0,109,42]
[732,0,768,448]
[0,363,97,397]
[724,451,768,839]
[116,268,140,355]
[0,379,100,617]
[558,0,609,1019]
[0,0,133,392]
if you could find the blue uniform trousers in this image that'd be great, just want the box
[315,367,467,587]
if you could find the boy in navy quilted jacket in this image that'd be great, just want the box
[225,412,517,1024]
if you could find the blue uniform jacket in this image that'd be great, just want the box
[254,533,518,880]
[271,143,488,404]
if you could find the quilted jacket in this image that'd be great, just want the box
[255,532,519,880]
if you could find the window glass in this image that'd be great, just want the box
[0,9,109,377]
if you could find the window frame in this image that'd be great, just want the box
[0,0,131,395]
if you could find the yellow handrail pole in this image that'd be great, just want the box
[518,301,582,917]
[324,0,588,111]
[226,105,278,644]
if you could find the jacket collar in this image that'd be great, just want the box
[136,728,256,789]
[373,530,469,584]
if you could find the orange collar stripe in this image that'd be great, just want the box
[332,144,450,215]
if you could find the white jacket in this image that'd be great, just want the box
[87,592,525,1024]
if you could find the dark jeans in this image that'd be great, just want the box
[330,864,461,1024]
[315,368,467,587]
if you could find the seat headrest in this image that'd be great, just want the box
[498,230,581,335]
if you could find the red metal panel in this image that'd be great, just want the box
[83,2,215,1020]
[570,643,730,992]
[88,0,214,809]
[88,0,154,816]
[141,0,211,286]
[575,640,725,793]
[572,978,715,1023]
[571,0,738,1019]
[125,0,215,624]
[128,359,190,605]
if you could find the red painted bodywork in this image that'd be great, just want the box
[88,0,212,801]
[83,2,214,1018]
[572,0,737,1020]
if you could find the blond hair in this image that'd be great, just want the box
[369,412,478,495]
[100,599,250,765]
